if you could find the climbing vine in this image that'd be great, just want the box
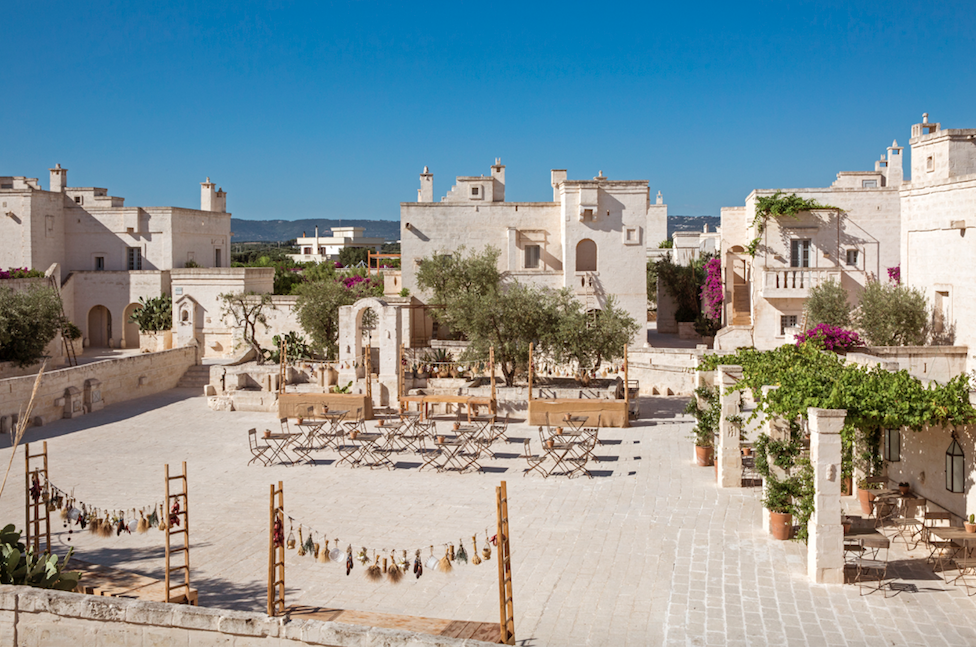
[746,192,838,257]
[698,340,976,542]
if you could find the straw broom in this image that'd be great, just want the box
[0,361,46,502]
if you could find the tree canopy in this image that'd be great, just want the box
[0,285,62,367]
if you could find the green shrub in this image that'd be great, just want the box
[805,279,851,328]
[0,285,61,367]
[855,280,928,346]
[0,524,80,591]
[128,294,173,333]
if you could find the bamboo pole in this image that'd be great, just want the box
[527,343,533,402]
[267,483,274,616]
[489,346,496,415]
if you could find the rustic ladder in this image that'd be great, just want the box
[365,341,372,403]
[164,462,191,604]
[496,480,515,645]
[48,274,77,367]
[279,338,287,394]
[268,480,285,617]
[24,442,51,555]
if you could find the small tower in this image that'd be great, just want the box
[551,169,567,202]
[50,164,67,193]
[885,140,904,187]
[201,177,216,211]
[490,158,505,202]
[418,166,433,202]
[656,191,663,205]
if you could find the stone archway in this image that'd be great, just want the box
[337,297,404,405]
[122,303,142,349]
[87,305,112,348]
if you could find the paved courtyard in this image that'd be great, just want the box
[2,388,976,646]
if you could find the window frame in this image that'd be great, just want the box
[790,239,811,268]
[126,247,142,271]
[846,249,859,267]
[523,244,541,270]
[947,438,965,493]
[779,315,798,336]
[883,428,901,462]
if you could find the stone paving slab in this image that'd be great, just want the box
[2,388,976,646]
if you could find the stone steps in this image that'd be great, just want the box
[176,365,211,389]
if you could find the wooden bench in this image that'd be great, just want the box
[285,605,502,642]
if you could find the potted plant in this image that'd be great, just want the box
[842,515,852,535]
[686,386,719,467]
[764,478,795,541]
[966,514,976,534]
[898,482,910,496]
[857,477,881,515]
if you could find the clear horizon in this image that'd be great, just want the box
[3,1,973,221]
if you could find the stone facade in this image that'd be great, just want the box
[400,162,668,346]
[717,142,903,350]
[0,166,231,350]
[289,226,386,263]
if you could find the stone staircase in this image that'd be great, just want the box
[177,365,211,390]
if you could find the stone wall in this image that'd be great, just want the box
[0,347,196,429]
[845,346,968,383]
[0,585,493,647]
[626,347,700,396]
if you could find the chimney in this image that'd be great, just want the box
[551,169,567,202]
[214,187,227,213]
[201,177,217,211]
[885,140,904,187]
[656,191,663,205]
[491,158,505,202]
[418,166,433,202]
[50,164,67,193]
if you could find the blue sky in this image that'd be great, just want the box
[3,1,974,220]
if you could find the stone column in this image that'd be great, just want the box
[716,365,743,488]
[807,407,847,584]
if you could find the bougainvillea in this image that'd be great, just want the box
[794,324,863,352]
[0,268,44,279]
[699,258,723,320]
[887,265,900,285]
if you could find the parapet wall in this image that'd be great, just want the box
[0,585,493,647]
[0,347,197,430]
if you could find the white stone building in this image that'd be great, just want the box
[717,143,903,350]
[0,166,231,350]
[901,114,976,372]
[288,226,386,263]
[400,161,668,345]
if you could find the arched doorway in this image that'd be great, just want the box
[88,306,112,348]
[576,239,597,272]
[122,303,142,349]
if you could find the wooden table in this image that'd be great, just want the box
[265,433,300,465]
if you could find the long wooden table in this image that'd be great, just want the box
[400,394,496,421]
[68,557,198,605]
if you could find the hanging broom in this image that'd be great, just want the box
[158,504,167,531]
[437,546,453,573]
[365,552,382,582]
[99,512,113,538]
[456,539,468,564]
[398,549,409,573]
[318,539,330,564]
[413,549,423,579]
[313,540,322,561]
[136,509,148,534]
[471,535,481,565]
[89,511,101,535]
[345,545,353,576]
[449,543,455,561]
[297,527,306,556]
[387,552,403,584]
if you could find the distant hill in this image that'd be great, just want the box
[231,215,719,244]
[668,215,721,239]
[231,218,400,243]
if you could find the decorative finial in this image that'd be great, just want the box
[206,177,210,183]
[892,139,898,148]
[922,113,929,123]
[423,166,429,174]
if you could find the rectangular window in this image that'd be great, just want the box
[524,245,541,269]
[74,196,82,204]
[846,249,859,266]
[127,247,142,270]
[780,315,798,336]
[471,187,479,196]
[303,247,311,254]
[94,256,105,271]
[883,428,901,462]
[790,240,811,268]
[926,156,934,171]
[861,180,878,188]
[215,248,222,267]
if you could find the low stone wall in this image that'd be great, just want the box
[0,585,493,647]
[847,346,968,384]
[0,347,197,430]
[627,347,702,396]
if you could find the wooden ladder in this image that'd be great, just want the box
[279,338,287,394]
[48,274,77,367]
[496,480,515,645]
[268,480,285,617]
[164,462,191,604]
[24,442,51,555]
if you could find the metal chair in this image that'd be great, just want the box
[889,498,926,550]
[851,538,889,597]
[341,408,367,437]
[921,511,956,579]
[519,440,548,478]
[247,428,272,466]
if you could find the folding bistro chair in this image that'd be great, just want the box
[520,440,548,478]
[889,497,926,550]
[921,511,956,579]
[247,428,272,466]
[851,538,889,597]
[342,408,367,437]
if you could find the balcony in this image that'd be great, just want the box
[762,269,840,299]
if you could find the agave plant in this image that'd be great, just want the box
[0,524,80,591]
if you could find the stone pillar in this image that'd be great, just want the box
[807,407,847,584]
[63,387,84,419]
[716,365,742,488]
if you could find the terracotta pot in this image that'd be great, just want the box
[263,431,271,439]
[842,522,852,535]
[857,488,875,516]
[556,427,564,435]
[899,486,910,496]
[841,477,852,497]
[350,430,358,440]
[695,446,714,467]
[453,422,460,430]
[546,439,554,449]
[437,435,445,444]
[965,523,976,534]
[296,418,304,425]
[741,446,752,457]
[770,511,793,540]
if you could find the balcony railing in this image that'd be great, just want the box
[762,269,850,298]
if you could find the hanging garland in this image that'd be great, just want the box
[38,478,165,542]
[278,513,497,584]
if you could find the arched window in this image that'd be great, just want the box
[946,438,964,493]
[576,239,597,272]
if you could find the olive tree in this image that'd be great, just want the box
[804,279,852,328]
[219,291,275,363]
[546,293,639,379]
[854,280,928,346]
[0,285,62,367]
